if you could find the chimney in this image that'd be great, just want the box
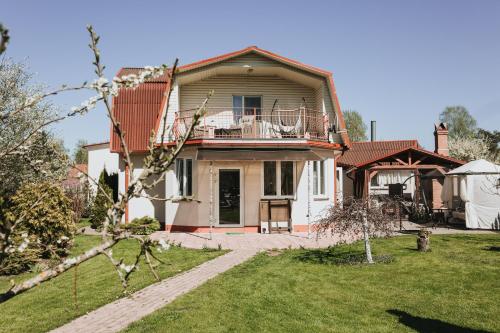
[434,122,449,156]
[371,121,376,142]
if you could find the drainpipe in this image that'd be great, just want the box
[209,161,214,240]
[307,161,311,239]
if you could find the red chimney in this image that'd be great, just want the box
[434,122,449,156]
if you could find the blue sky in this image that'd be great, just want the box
[2,0,499,152]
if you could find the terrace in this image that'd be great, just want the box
[171,107,330,141]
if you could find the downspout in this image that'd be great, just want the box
[307,161,311,239]
[209,161,214,240]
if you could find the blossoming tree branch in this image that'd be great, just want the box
[0,24,211,302]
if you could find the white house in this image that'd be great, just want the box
[87,46,350,233]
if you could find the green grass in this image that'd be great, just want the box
[76,217,91,229]
[124,234,500,333]
[0,235,226,333]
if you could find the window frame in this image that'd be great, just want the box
[261,161,296,199]
[312,160,328,198]
[232,95,263,118]
[175,158,193,197]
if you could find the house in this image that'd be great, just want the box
[87,46,350,233]
[337,123,464,209]
[61,164,88,191]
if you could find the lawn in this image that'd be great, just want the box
[124,234,500,333]
[0,235,226,333]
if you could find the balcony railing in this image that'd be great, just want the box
[171,107,329,141]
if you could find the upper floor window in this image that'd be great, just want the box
[233,96,262,123]
[313,160,327,196]
[263,161,295,198]
[175,158,192,197]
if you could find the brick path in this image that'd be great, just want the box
[50,249,258,333]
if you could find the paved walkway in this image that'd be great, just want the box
[50,249,258,333]
[151,232,348,250]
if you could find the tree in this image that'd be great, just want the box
[343,110,368,142]
[1,182,75,274]
[315,197,397,264]
[439,106,477,138]
[449,135,498,163]
[478,129,500,162]
[0,25,211,302]
[0,59,69,198]
[73,139,88,164]
[89,170,113,230]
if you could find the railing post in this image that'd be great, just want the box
[303,107,306,138]
[253,107,257,138]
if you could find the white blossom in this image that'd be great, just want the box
[119,263,135,273]
[156,238,170,252]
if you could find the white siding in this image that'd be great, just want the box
[87,144,119,194]
[156,82,179,142]
[180,75,316,112]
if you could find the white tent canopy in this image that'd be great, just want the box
[443,159,500,229]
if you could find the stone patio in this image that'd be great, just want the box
[151,231,352,250]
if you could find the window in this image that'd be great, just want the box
[370,174,379,187]
[313,160,327,196]
[175,158,193,196]
[233,96,262,123]
[263,161,295,197]
[263,161,277,196]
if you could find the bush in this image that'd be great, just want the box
[1,182,76,275]
[124,216,161,235]
[65,180,92,224]
[89,170,113,230]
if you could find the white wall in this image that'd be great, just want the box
[118,155,166,223]
[164,156,337,229]
[87,144,119,194]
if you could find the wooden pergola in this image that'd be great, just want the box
[348,147,464,207]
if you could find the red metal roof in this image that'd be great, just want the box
[110,47,350,153]
[337,140,419,168]
[110,68,171,153]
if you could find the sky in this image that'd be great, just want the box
[2,0,499,153]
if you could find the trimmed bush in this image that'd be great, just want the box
[124,216,161,235]
[89,170,113,230]
[1,182,75,275]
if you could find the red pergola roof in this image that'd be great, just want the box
[337,140,419,168]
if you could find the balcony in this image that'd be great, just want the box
[171,107,329,141]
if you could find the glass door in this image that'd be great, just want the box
[218,169,241,225]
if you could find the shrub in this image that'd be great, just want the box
[1,182,75,275]
[124,216,161,235]
[89,170,113,230]
[65,180,91,224]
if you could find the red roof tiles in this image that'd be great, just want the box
[337,140,419,168]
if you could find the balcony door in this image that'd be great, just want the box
[233,96,262,123]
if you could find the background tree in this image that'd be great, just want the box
[0,59,68,198]
[89,170,113,230]
[449,134,498,163]
[439,106,477,138]
[72,139,88,164]
[477,129,500,162]
[343,110,368,142]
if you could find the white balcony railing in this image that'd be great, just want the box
[171,107,329,141]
